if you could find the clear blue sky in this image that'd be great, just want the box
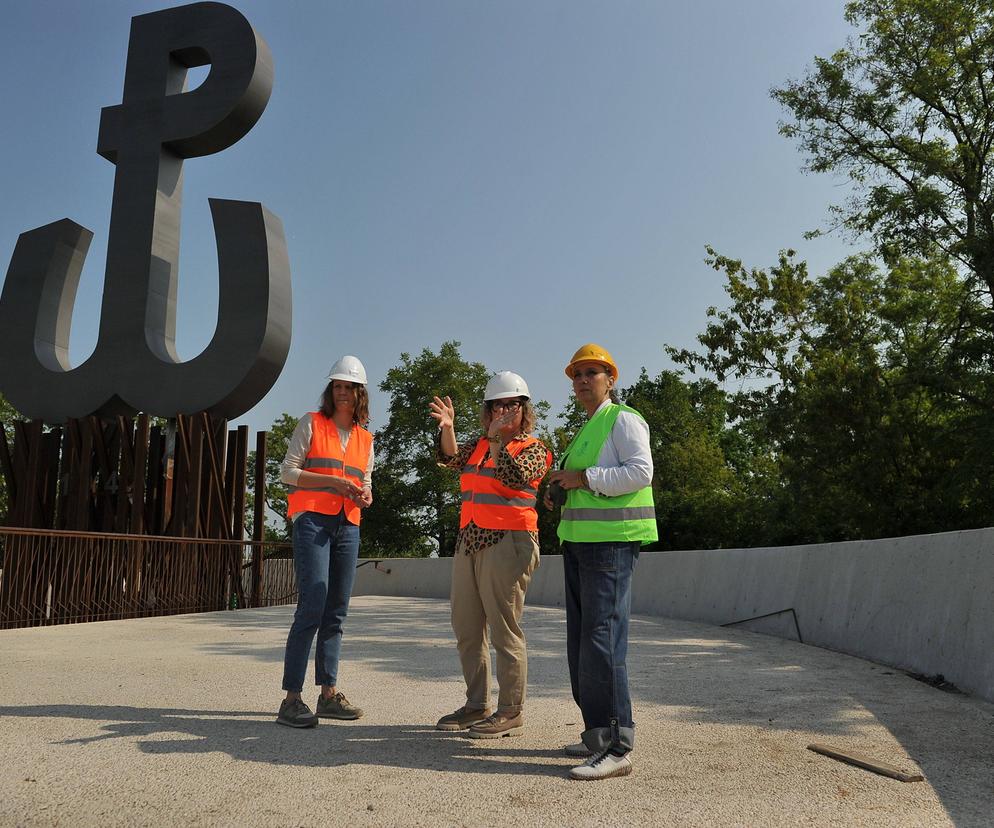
[0,0,861,435]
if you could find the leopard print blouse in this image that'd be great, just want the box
[437,433,551,554]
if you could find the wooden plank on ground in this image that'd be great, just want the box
[807,743,924,783]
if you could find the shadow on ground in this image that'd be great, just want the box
[0,703,571,779]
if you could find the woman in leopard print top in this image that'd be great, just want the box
[428,372,552,738]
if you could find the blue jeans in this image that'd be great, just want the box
[563,540,639,754]
[282,511,360,692]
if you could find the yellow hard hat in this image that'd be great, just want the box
[565,343,618,380]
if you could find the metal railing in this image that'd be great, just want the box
[0,527,294,629]
[245,544,297,609]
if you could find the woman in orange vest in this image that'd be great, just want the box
[275,355,374,728]
[429,371,552,738]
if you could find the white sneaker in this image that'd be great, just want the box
[564,742,593,758]
[569,749,633,781]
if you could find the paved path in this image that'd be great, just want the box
[1,596,992,827]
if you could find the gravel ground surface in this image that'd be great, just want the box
[1,596,992,827]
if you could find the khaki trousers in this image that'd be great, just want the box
[450,530,540,715]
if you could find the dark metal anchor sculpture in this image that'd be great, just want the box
[0,2,291,424]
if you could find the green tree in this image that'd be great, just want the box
[671,248,994,543]
[361,459,435,558]
[655,0,994,546]
[533,397,574,554]
[621,369,749,551]
[773,0,994,293]
[367,342,489,557]
[245,412,299,543]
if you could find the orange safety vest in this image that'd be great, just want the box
[459,436,551,532]
[286,413,373,525]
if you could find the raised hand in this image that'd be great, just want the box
[429,395,456,430]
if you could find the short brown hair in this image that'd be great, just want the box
[319,381,370,426]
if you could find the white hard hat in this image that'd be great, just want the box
[484,371,530,401]
[327,355,367,385]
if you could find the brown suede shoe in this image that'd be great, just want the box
[316,692,363,720]
[467,712,524,739]
[435,705,492,731]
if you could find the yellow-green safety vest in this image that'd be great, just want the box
[557,403,658,545]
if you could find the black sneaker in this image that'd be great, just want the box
[276,697,318,728]
[316,692,364,720]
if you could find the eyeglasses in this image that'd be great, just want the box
[489,399,522,412]
[572,369,608,381]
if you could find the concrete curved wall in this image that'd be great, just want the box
[353,528,994,703]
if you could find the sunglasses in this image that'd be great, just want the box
[489,399,523,412]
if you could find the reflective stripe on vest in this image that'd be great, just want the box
[557,403,658,545]
[301,457,367,480]
[286,413,373,525]
[459,436,551,531]
[560,506,657,522]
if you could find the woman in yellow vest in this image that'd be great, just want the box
[275,355,375,728]
[545,344,657,780]
[429,371,552,739]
